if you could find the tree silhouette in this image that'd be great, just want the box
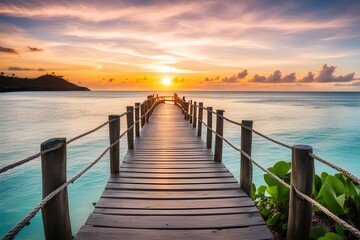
[0,72,4,76]
[12,73,15,78]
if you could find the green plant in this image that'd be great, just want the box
[252,161,360,240]
[252,161,291,237]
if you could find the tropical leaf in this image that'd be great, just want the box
[311,226,327,239]
[273,161,291,179]
[325,175,345,196]
[321,182,346,215]
[266,212,281,226]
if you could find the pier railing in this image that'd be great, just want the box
[175,96,359,240]
[0,94,164,240]
[1,93,360,240]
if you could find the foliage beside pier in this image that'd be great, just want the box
[252,161,360,239]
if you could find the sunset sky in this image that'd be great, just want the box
[0,0,359,90]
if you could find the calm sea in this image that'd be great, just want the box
[1,91,359,239]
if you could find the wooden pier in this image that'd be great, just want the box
[75,103,272,239]
[4,93,359,240]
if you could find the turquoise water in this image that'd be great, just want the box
[1,91,360,239]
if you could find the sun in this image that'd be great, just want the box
[161,77,172,86]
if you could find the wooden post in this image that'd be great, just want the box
[109,115,120,173]
[41,138,72,240]
[146,99,150,123]
[206,107,213,149]
[197,102,203,136]
[189,100,193,123]
[287,145,314,240]
[184,102,188,120]
[141,103,145,127]
[240,120,253,197]
[182,96,186,114]
[174,93,177,105]
[192,101,197,128]
[126,106,134,149]
[135,102,140,137]
[214,110,224,162]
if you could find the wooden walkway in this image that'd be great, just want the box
[76,103,272,240]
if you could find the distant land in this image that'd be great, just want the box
[0,74,90,92]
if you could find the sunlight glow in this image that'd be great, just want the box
[162,77,172,86]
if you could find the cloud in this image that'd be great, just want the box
[237,70,248,79]
[299,65,356,83]
[222,74,238,83]
[299,72,315,83]
[266,70,282,82]
[108,78,114,82]
[8,66,32,71]
[222,70,248,83]
[250,70,296,83]
[316,64,355,82]
[27,46,43,52]
[251,74,266,82]
[281,72,296,83]
[0,46,18,55]
[204,77,213,82]
[8,66,46,71]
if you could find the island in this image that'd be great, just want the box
[0,74,90,92]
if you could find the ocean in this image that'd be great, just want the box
[1,91,359,239]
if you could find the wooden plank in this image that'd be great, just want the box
[76,225,273,240]
[95,197,255,209]
[114,172,234,179]
[118,167,229,173]
[105,182,241,191]
[93,206,259,215]
[120,162,225,169]
[108,177,237,185]
[101,189,246,199]
[85,213,265,229]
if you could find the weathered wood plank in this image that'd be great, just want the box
[95,197,255,209]
[76,225,273,240]
[114,172,234,179]
[108,177,237,185]
[106,182,241,191]
[85,213,265,229]
[101,189,246,199]
[93,206,259,215]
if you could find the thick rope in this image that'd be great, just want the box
[0,142,63,174]
[293,187,360,238]
[1,134,124,240]
[206,125,359,238]
[309,152,360,185]
[192,103,292,149]
[0,119,117,174]
[66,119,115,144]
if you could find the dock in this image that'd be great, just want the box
[75,103,272,239]
[6,93,356,240]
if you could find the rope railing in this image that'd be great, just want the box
[187,97,360,238]
[192,101,357,181]
[192,103,292,149]
[1,94,165,240]
[199,115,360,238]
[0,119,116,174]
[2,130,125,240]
[309,152,360,185]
